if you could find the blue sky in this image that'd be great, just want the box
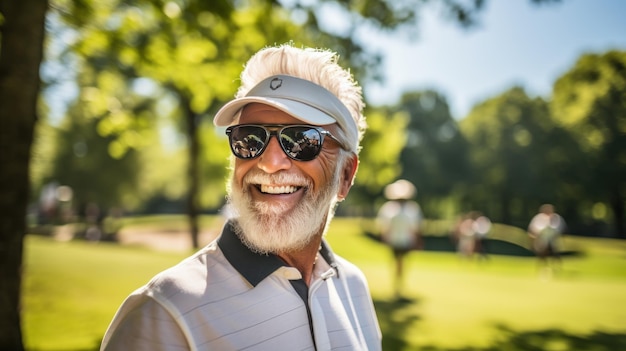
[362,0,626,119]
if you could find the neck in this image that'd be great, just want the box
[277,235,323,286]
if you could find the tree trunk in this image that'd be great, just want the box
[0,0,48,349]
[183,98,200,249]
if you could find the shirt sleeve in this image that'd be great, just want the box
[101,295,190,351]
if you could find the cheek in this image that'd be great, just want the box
[306,154,339,189]
[233,159,255,186]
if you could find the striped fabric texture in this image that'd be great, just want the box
[100,221,381,351]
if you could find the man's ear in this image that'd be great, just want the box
[338,154,359,201]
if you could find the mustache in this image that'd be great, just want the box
[243,171,311,188]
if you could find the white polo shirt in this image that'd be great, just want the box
[100,221,381,351]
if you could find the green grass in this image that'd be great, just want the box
[22,216,626,350]
[327,218,626,350]
[22,237,189,350]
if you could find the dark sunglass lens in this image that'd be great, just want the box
[229,126,268,159]
[280,126,322,161]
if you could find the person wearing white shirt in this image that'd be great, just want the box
[528,203,566,272]
[376,179,423,300]
[101,43,381,351]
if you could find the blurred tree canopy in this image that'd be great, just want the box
[34,0,622,240]
[43,0,427,247]
[30,0,625,241]
[391,51,625,237]
[47,97,144,211]
[41,0,552,246]
[460,87,562,226]
[344,107,410,213]
[395,90,471,219]
[551,51,626,237]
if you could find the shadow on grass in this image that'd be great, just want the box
[373,297,626,351]
[28,320,626,351]
[418,325,626,351]
[364,231,583,258]
[26,338,101,351]
[374,297,422,350]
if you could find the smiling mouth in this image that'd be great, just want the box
[257,184,302,194]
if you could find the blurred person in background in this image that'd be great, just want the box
[453,211,491,261]
[528,203,566,273]
[472,213,492,259]
[376,179,423,301]
[100,43,381,351]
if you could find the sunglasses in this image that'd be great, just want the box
[225,124,343,161]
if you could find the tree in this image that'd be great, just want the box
[0,0,48,349]
[50,0,418,248]
[460,87,567,226]
[47,99,144,212]
[551,50,626,238]
[394,90,471,218]
[53,0,246,247]
[346,107,410,214]
[47,0,561,248]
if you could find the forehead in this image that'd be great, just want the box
[239,103,311,125]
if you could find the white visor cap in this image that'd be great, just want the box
[213,75,358,152]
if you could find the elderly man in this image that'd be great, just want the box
[100,44,381,351]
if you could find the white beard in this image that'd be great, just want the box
[226,166,342,255]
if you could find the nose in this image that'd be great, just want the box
[257,136,291,173]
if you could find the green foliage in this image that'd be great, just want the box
[551,51,626,235]
[393,90,471,218]
[348,107,409,211]
[198,123,231,208]
[37,0,621,236]
[30,115,58,198]
[134,128,188,205]
[460,87,564,224]
[552,51,626,149]
[46,102,145,210]
[46,0,354,217]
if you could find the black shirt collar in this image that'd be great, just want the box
[218,220,285,287]
[217,220,339,286]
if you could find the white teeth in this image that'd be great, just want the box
[260,184,298,194]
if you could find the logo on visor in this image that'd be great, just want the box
[270,77,283,90]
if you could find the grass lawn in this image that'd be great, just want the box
[22,236,189,350]
[22,216,626,350]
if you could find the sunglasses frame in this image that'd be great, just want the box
[225,124,343,161]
